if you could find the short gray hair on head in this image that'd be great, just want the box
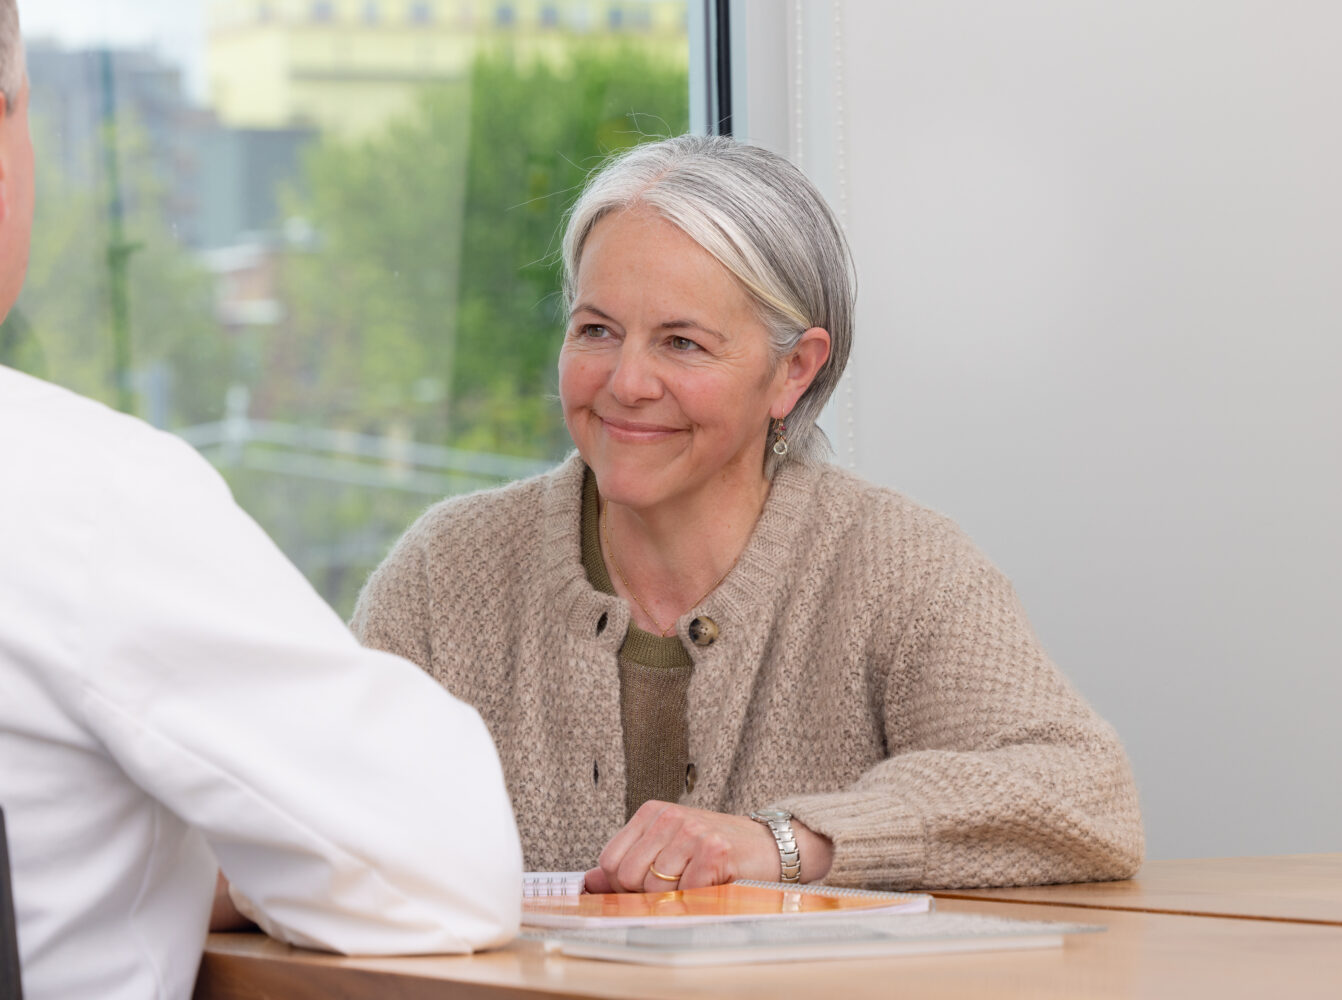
[0,0,23,111]
[561,134,855,476]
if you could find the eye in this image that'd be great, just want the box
[575,323,612,340]
[668,335,700,352]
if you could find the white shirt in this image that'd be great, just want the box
[0,367,523,1000]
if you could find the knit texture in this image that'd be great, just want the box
[351,453,1144,889]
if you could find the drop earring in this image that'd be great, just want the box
[772,419,789,456]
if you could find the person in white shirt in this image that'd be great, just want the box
[0,5,522,999]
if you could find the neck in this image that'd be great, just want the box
[600,471,771,635]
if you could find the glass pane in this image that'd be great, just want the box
[10,0,689,616]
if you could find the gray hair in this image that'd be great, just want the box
[561,134,855,476]
[0,0,22,111]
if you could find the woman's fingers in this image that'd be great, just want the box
[583,866,612,893]
[642,854,687,892]
[593,803,784,893]
[674,830,734,889]
[596,799,674,892]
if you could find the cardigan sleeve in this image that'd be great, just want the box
[775,543,1144,890]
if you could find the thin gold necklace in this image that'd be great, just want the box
[600,499,735,638]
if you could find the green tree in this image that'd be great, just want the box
[7,45,690,619]
[232,45,689,614]
[258,84,472,434]
[450,45,690,456]
[3,114,230,427]
[270,44,689,457]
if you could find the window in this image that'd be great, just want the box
[311,1,335,22]
[539,5,561,29]
[13,0,691,616]
[495,4,516,28]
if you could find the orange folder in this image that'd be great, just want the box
[522,879,932,928]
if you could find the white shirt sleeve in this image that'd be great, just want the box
[63,422,522,955]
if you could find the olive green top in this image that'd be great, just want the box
[580,471,695,820]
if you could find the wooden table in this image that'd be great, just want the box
[934,853,1342,925]
[195,856,1342,1000]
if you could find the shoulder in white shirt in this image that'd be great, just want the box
[0,366,522,1000]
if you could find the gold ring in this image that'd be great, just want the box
[648,863,682,883]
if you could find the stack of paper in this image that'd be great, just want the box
[531,912,1102,966]
[522,877,931,929]
[518,873,1101,965]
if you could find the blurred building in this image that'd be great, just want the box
[26,43,198,236]
[207,0,688,136]
[192,125,317,249]
[26,40,316,251]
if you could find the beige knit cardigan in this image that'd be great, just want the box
[351,453,1143,889]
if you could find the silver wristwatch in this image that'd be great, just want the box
[749,808,801,883]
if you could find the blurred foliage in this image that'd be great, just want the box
[273,45,689,457]
[7,45,687,616]
[3,116,230,426]
[451,45,688,454]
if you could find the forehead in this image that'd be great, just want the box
[575,208,749,307]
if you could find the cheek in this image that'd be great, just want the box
[674,372,766,429]
[558,351,604,410]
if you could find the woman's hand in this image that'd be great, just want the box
[584,801,834,893]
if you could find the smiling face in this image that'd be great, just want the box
[558,207,794,516]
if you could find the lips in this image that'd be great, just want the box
[598,415,685,442]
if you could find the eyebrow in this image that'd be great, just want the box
[569,303,728,343]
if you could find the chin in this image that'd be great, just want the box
[587,467,659,509]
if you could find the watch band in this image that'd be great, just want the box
[749,809,802,883]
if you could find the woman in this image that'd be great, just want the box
[352,134,1143,892]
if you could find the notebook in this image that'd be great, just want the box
[521,873,932,929]
[523,871,588,898]
[528,911,1102,966]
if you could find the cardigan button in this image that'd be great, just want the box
[688,616,719,647]
[685,763,698,794]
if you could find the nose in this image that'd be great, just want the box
[608,342,662,406]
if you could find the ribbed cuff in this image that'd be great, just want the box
[774,790,926,890]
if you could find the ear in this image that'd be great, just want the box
[770,327,832,420]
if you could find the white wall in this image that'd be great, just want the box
[734,0,1342,860]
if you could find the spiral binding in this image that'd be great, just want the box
[522,872,586,898]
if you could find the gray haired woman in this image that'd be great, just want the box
[353,134,1143,892]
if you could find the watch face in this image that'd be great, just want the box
[751,808,792,823]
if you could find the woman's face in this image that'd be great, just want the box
[559,207,791,515]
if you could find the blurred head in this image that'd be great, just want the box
[561,134,855,478]
[0,0,33,322]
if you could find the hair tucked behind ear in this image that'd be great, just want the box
[562,135,855,477]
